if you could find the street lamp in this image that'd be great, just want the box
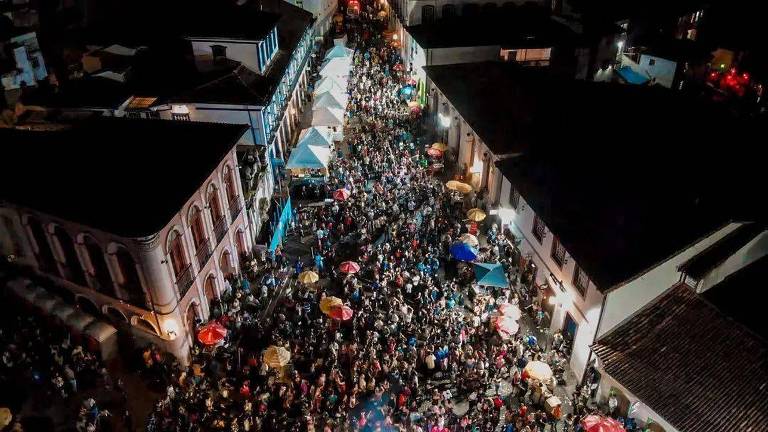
[438,102,451,128]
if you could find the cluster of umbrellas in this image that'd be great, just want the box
[319,296,353,320]
[447,207,488,261]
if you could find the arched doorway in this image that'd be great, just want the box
[114,248,146,308]
[234,229,247,257]
[220,250,234,279]
[77,296,100,316]
[204,275,218,305]
[27,218,59,276]
[53,226,86,285]
[83,237,117,298]
[185,303,199,339]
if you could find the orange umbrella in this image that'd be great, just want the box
[581,415,626,432]
[339,261,361,274]
[333,188,351,201]
[197,321,228,345]
[320,296,343,314]
[264,345,291,368]
[329,304,354,320]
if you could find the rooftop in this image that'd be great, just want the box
[678,222,766,280]
[445,62,768,290]
[703,254,768,341]
[592,284,768,432]
[168,0,313,107]
[407,10,578,49]
[0,118,248,238]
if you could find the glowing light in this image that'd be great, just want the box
[548,296,557,305]
[392,34,398,41]
[438,113,451,128]
[719,63,725,69]
[163,318,180,339]
[171,104,190,115]
[616,40,624,50]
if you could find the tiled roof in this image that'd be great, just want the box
[592,284,768,432]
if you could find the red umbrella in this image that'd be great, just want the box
[333,188,351,201]
[426,148,443,157]
[329,304,354,320]
[339,261,361,274]
[581,415,625,432]
[197,321,228,345]
[393,63,404,71]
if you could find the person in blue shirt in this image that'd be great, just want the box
[314,253,324,273]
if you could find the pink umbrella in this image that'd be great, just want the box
[498,303,522,320]
[426,148,443,157]
[581,415,626,432]
[329,304,354,320]
[333,188,351,201]
[492,315,519,339]
[339,261,361,274]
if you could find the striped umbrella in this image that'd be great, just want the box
[333,188,351,201]
[298,270,319,284]
[264,345,291,368]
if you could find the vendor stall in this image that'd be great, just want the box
[311,106,345,128]
[83,321,118,361]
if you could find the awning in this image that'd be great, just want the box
[311,106,344,127]
[324,45,354,61]
[314,76,347,96]
[312,90,347,111]
[474,262,509,287]
[297,127,334,148]
[319,57,352,79]
[285,143,332,170]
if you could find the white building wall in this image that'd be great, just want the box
[496,176,604,378]
[598,222,741,338]
[696,230,768,293]
[597,369,682,432]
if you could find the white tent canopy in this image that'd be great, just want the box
[311,106,344,127]
[313,90,347,111]
[314,76,347,96]
[319,57,352,79]
[298,127,334,147]
[324,45,354,61]
[285,144,332,170]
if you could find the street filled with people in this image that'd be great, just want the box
[140,2,607,432]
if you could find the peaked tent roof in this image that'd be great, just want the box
[313,90,347,110]
[314,76,347,95]
[311,106,344,127]
[324,45,354,60]
[285,143,331,170]
[319,57,352,78]
[297,127,334,147]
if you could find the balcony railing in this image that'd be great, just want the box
[195,238,213,270]
[229,196,243,222]
[175,263,194,296]
[213,217,227,245]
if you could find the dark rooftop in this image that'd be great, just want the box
[0,118,248,238]
[703,254,768,341]
[407,11,578,49]
[679,222,765,280]
[438,62,768,290]
[592,284,768,432]
[169,0,313,106]
[184,10,280,41]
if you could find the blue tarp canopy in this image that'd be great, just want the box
[617,66,650,85]
[285,143,331,170]
[269,197,292,253]
[324,45,354,61]
[450,242,478,261]
[474,262,509,288]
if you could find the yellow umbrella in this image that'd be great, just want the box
[524,360,553,381]
[431,142,448,151]
[298,270,319,284]
[320,296,343,314]
[0,407,11,428]
[445,180,473,194]
[466,208,487,222]
[459,233,479,247]
[264,345,291,368]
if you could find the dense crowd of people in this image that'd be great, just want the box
[142,3,590,432]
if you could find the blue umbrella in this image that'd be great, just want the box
[450,242,478,261]
[473,262,509,288]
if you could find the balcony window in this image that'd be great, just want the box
[573,265,589,296]
[532,215,546,243]
[114,248,147,308]
[551,236,566,268]
[189,206,212,269]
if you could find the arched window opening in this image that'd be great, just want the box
[84,237,117,298]
[53,226,86,285]
[114,248,146,308]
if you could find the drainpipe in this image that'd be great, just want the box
[581,292,608,384]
